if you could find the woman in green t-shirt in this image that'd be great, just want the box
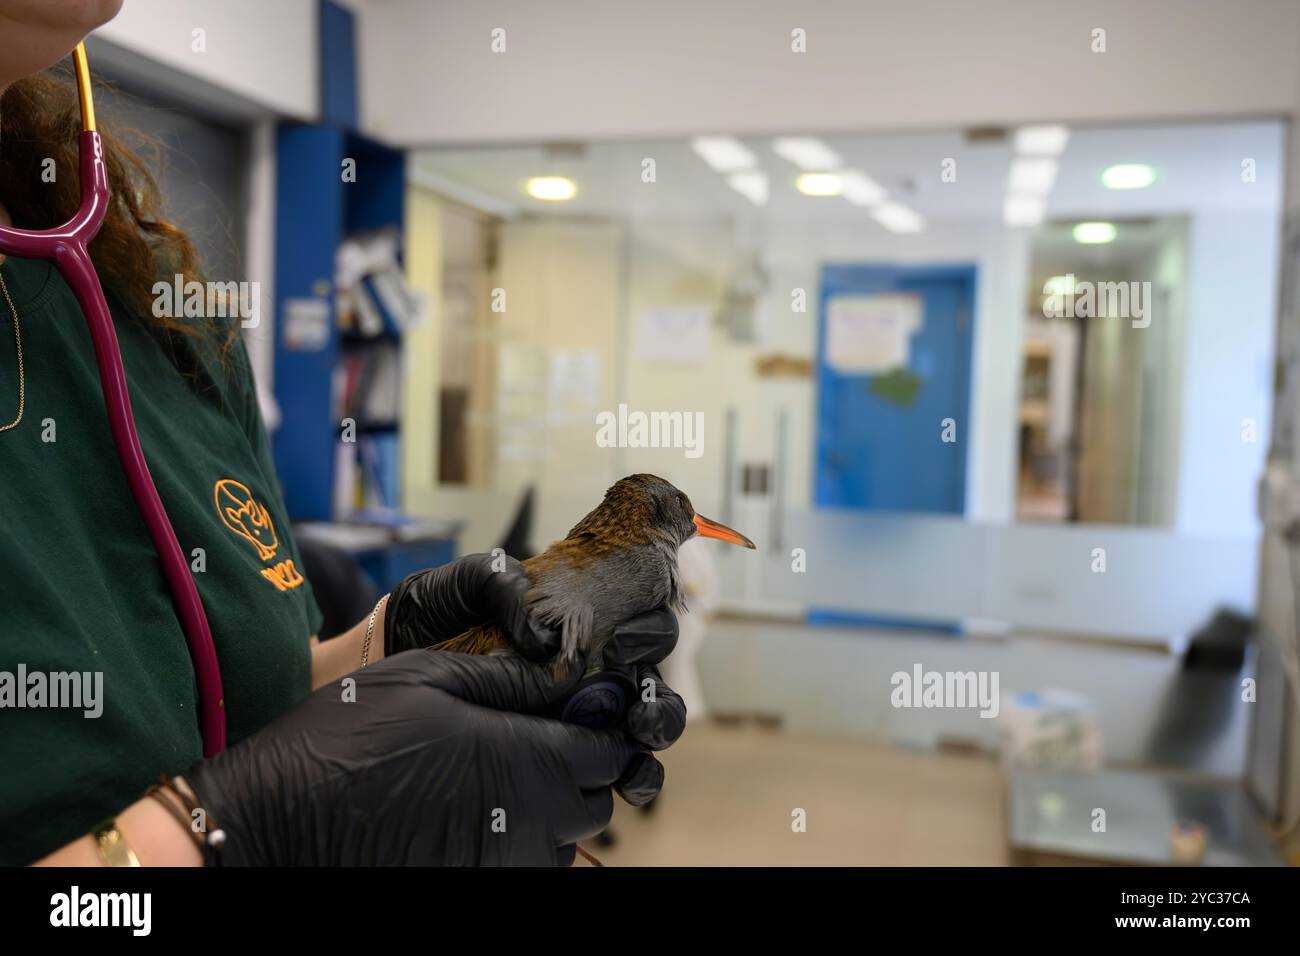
[0,0,683,866]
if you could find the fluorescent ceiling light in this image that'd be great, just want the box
[1043,274,1077,296]
[795,172,844,196]
[524,176,577,201]
[727,171,769,206]
[1101,163,1156,189]
[1003,195,1045,227]
[691,136,756,173]
[772,137,842,171]
[871,202,924,233]
[840,170,888,207]
[1073,221,1118,244]
[1009,158,1058,195]
[1014,125,1070,156]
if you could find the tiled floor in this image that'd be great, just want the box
[589,720,1008,866]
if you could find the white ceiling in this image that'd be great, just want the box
[365,0,1300,146]
[412,120,1284,226]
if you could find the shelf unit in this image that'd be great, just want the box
[270,0,455,587]
[272,127,406,520]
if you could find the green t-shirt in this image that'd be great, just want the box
[0,255,322,865]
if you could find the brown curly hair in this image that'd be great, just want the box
[0,65,221,343]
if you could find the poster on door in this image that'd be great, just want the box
[824,293,923,374]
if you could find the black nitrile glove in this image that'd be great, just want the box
[384,553,558,661]
[603,607,687,756]
[184,651,652,866]
[379,552,688,807]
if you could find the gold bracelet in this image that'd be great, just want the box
[91,818,141,867]
[360,593,388,668]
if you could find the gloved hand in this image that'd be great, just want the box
[183,650,661,865]
[600,606,687,754]
[385,553,558,661]
[381,551,687,802]
[382,553,688,757]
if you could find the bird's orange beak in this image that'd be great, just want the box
[693,514,756,549]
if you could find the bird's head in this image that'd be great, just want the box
[569,474,756,552]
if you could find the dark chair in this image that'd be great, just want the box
[498,485,537,561]
[297,536,382,640]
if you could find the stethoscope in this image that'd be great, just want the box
[0,45,227,756]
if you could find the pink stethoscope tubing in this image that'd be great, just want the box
[0,46,226,756]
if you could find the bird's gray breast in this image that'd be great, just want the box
[526,541,677,661]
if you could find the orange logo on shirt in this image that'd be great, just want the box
[215,479,279,560]
[259,559,305,592]
[214,478,305,593]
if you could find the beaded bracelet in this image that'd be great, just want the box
[144,775,227,867]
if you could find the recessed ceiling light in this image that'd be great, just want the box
[1014,125,1070,156]
[524,176,577,201]
[772,137,842,171]
[1003,195,1045,227]
[1008,158,1058,195]
[840,170,888,207]
[796,172,844,196]
[1073,221,1118,244]
[1101,163,1156,189]
[871,202,924,233]
[727,171,769,206]
[691,136,756,173]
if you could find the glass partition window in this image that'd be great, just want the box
[409,120,1281,641]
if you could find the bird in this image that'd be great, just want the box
[429,474,755,677]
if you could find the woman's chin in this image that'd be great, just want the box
[5,0,124,33]
[0,0,124,90]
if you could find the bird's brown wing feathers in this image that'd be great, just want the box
[427,623,511,656]
[426,552,555,658]
[428,620,579,678]
[426,548,590,675]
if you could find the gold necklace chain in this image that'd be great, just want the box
[0,269,25,432]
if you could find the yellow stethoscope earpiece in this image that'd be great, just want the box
[72,41,96,132]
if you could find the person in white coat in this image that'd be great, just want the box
[663,536,722,720]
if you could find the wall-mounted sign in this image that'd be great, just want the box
[825,293,922,373]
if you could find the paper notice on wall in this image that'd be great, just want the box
[636,307,711,363]
[825,294,922,373]
[548,348,602,426]
[549,349,601,405]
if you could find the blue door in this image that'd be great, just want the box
[815,263,976,514]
